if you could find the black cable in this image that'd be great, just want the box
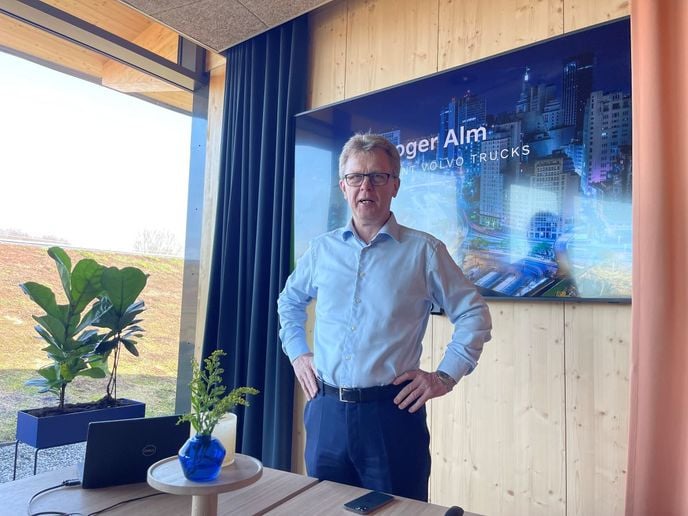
[27,479,83,516]
[87,492,165,515]
[27,478,165,516]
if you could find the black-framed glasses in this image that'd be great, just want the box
[343,172,397,187]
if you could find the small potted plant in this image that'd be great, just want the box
[177,349,258,482]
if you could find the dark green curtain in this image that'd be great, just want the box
[202,16,308,471]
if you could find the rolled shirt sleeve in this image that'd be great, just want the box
[428,241,492,382]
[277,245,316,363]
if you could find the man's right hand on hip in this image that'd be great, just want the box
[292,352,318,400]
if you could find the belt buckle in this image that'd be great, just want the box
[338,387,356,403]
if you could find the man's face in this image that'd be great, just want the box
[339,149,400,229]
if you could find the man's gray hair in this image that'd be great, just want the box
[338,133,401,179]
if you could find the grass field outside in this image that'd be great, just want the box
[0,242,184,442]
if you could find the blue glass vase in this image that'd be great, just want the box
[178,434,226,481]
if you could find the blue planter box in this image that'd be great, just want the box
[16,399,146,449]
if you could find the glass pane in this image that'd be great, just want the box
[0,20,193,451]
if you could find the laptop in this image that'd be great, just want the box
[80,415,190,489]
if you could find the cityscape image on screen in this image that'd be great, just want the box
[294,19,631,300]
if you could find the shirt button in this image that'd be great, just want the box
[355,297,361,304]
[351,325,356,331]
[344,355,352,360]
[359,272,365,278]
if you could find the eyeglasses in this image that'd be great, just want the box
[343,172,398,187]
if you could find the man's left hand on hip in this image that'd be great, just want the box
[392,369,453,413]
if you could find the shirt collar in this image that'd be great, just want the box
[341,213,401,243]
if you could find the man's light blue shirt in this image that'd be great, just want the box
[278,214,492,388]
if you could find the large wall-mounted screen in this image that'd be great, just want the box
[294,19,631,300]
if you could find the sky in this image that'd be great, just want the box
[0,51,192,254]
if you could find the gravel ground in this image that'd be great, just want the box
[0,440,85,484]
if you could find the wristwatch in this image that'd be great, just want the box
[435,370,457,391]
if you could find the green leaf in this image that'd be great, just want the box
[77,367,106,379]
[37,365,59,382]
[119,301,146,328]
[48,247,72,300]
[122,326,145,339]
[33,314,66,344]
[101,267,148,316]
[25,378,50,388]
[34,325,59,349]
[20,283,61,320]
[90,302,119,330]
[40,343,64,358]
[122,339,139,356]
[66,311,80,336]
[94,339,117,356]
[124,300,146,316]
[71,259,104,313]
[87,354,108,370]
[77,329,99,343]
[75,299,110,334]
[60,360,85,382]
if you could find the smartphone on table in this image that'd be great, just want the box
[343,491,394,514]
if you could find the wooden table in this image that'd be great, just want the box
[264,480,478,515]
[148,454,262,516]
[2,463,317,516]
[0,462,476,515]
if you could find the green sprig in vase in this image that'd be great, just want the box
[177,350,258,482]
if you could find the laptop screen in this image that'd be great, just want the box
[81,415,190,489]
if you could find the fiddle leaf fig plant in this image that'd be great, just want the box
[20,247,107,410]
[93,266,149,402]
[178,350,259,436]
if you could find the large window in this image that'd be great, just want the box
[0,6,202,457]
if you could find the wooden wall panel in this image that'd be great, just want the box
[565,303,630,516]
[438,0,563,71]
[564,0,629,32]
[430,302,566,516]
[307,1,348,109]
[299,0,633,513]
[344,0,439,98]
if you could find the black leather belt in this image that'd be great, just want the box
[318,379,406,403]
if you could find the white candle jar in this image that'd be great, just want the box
[211,412,237,466]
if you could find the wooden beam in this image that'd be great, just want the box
[0,13,105,78]
[101,22,179,93]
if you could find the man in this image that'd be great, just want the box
[278,133,491,501]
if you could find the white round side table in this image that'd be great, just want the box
[147,453,263,516]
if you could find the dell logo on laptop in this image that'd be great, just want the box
[142,444,158,456]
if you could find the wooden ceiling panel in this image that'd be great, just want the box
[42,0,153,41]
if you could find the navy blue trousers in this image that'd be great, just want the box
[304,390,431,501]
